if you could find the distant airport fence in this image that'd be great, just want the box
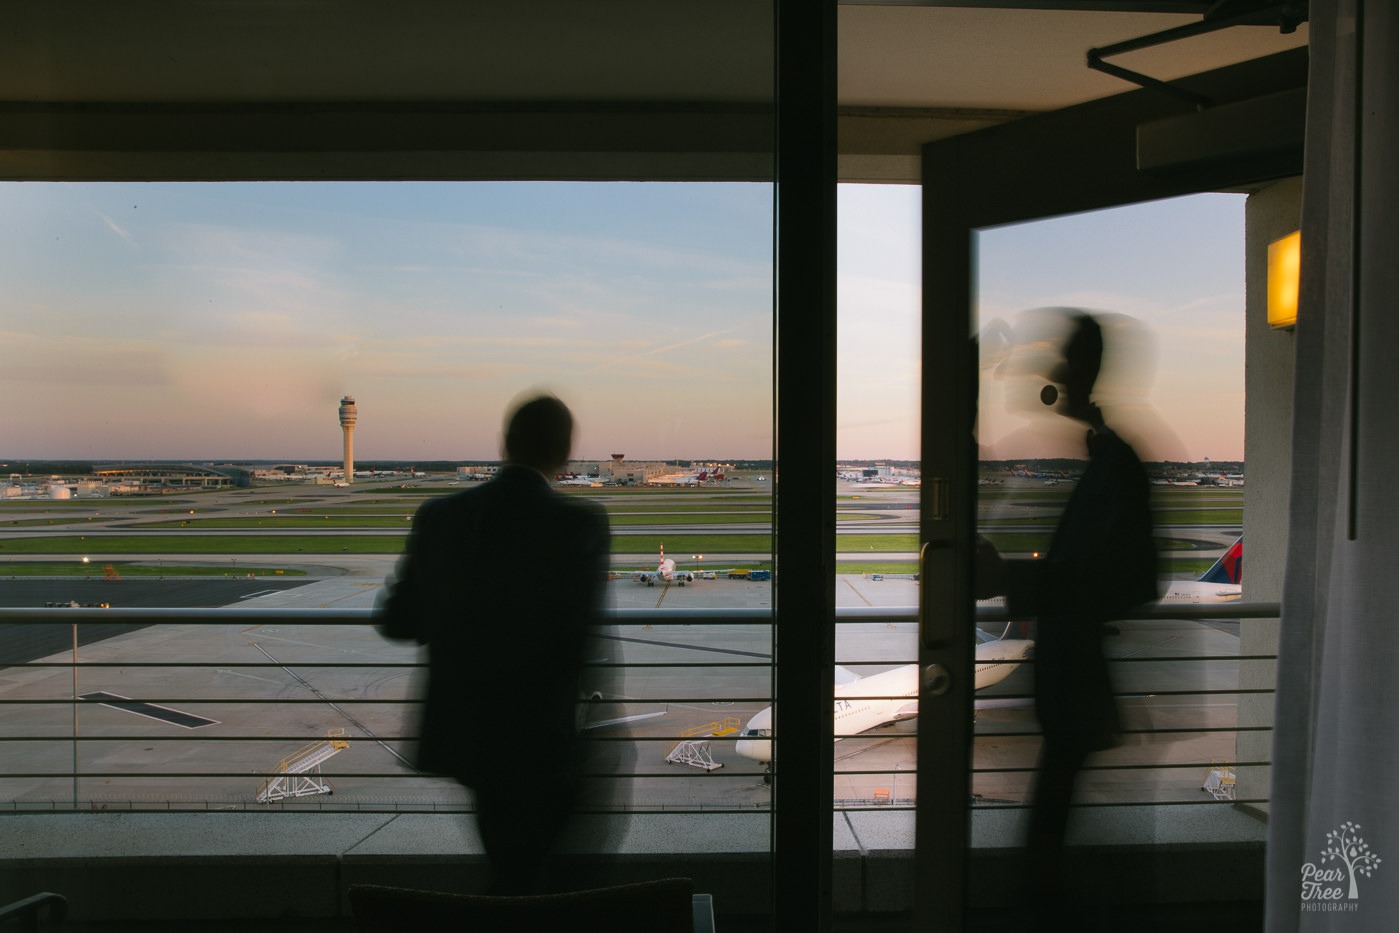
[0,602,1277,815]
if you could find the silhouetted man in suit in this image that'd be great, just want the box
[983,312,1157,921]
[380,394,611,894]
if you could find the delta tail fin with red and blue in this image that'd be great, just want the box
[1198,536,1243,585]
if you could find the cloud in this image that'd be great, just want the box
[95,210,138,250]
[580,321,755,375]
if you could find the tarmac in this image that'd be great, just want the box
[0,477,1247,813]
[0,570,1244,815]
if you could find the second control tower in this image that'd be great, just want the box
[338,396,357,485]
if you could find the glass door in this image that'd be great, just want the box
[915,56,1301,928]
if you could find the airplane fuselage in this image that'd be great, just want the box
[634,556,694,587]
[734,637,1034,765]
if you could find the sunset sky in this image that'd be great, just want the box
[2,182,1243,463]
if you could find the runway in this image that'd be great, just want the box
[0,577,305,665]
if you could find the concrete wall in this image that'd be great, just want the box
[1237,175,1302,809]
[0,809,1263,924]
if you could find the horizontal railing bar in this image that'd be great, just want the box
[977,603,1282,621]
[0,770,768,780]
[0,734,757,743]
[0,607,775,624]
[836,763,1268,778]
[971,760,1271,774]
[956,689,1272,699]
[2,661,774,670]
[0,726,1277,744]
[1107,655,1278,662]
[0,691,1275,706]
[972,797,1268,809]
[0,696,773,705]
[973,727,1273,738]
[0,804,774,815]
[0,603,1280,625]
[0,656,1279,671]
[7,662,422,669]
[0,796,1266,812]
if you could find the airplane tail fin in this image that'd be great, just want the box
[1198,536,1243,585]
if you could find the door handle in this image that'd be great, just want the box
[918,540,957,649]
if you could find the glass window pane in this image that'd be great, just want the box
[0,178,774,895]
[833,184,922,920]
[971,194,1257,860]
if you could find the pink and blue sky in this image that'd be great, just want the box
[1,182,1243,462]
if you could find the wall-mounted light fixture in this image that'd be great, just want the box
[1268,230,1300,329]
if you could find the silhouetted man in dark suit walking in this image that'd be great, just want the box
[380,394,611,894]
[983,312,1157,923]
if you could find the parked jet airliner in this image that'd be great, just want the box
[633,543,694,587]
[733,625,1035,766]
[1157,536,1243,603]
[732,539,1242,765]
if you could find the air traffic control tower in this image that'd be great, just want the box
[338,396,357,485]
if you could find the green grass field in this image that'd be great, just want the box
[1,516,123,527]
[0,478,1238,576]
[133,515,417,529]
[832,562,919,575]
[978,509,1242,527]
[0,535,409,555]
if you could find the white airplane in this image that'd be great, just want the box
[633,542,695,587]
[733,625,1035,766]
[1157,536,1243,604]
[976,537,1244,607]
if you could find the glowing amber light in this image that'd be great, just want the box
[1268,230,1301,329]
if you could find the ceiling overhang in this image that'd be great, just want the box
[0,3,1308,183]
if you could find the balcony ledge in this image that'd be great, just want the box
[0,804,1265,923]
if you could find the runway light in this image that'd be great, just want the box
[1268,230,1301,329]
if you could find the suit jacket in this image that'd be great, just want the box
[379,465,611,785]
[1004,427,1156,743]
[1005,427,1157,624]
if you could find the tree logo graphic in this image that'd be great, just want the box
[1301,821,1383,906]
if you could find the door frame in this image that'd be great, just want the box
[914,47,1306,927]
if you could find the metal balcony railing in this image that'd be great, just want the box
[833,602,1280,812]
[0,602,1276,815]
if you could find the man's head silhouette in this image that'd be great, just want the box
[504,394,574,476]
[1051,312,1103,425]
